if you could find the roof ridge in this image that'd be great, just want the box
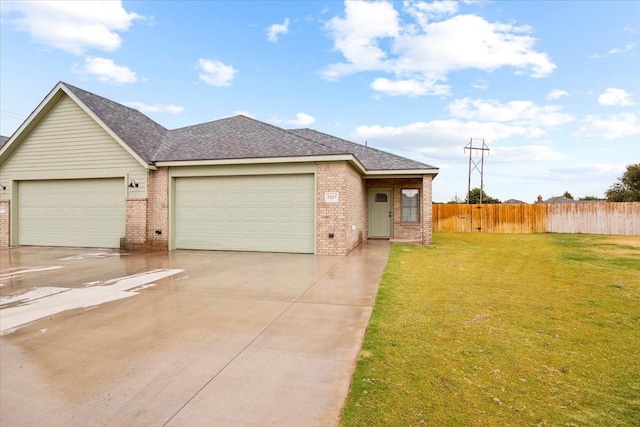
[292,127,408,160]
[60,82,166,128]
[216,116,344,154]
[289,128,435,170]
[277,126,350,157]
[235,116,343,155]
[155,115,344,160]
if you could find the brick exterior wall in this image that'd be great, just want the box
[345,165,367,253]
[316,162,367,256]
[317,162,347,255]
[146,168,169,250]
[367,176,434,244]
[121,168,169,251]
[422,175,433,245]
[123,198,147,250]
[0,200,10,247]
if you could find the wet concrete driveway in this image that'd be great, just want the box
[0,243,390,426]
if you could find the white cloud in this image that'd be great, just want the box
[322,1,400,81]
[233,110,256,119]
[404,0,459,27]
[547,89,568,100]
[370,76,450,96]
[608,42,636,55]
[353,119,548,161]
[267,18,290,42]
[1,0,142,55]
[73,57,137,84]
[321,2,555,96]
[490,145,566,162]
[198,59,237,87]
[548,163,624,178]
[394,15,555,77]
[472,79,489,90]
[573,113,640,140]
[448,98,574,126]
[590,42,637,59]
[286,113,316,127]
[124,102,184,114]
[597,88,635,106]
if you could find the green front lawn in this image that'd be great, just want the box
[341,233,640,426]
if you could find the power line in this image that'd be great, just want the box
[1,109,28,119]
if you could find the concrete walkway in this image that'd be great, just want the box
[0,242,390,426]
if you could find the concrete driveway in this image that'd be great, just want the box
[0,242,390,426]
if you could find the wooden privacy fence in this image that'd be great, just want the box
[432,202,640,235]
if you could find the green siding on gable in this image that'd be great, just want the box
[0,95,147,200]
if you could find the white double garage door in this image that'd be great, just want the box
[17,174,315,253]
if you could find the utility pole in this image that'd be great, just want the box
[464,138,490,204]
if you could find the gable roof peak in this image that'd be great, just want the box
[60,82,167,164]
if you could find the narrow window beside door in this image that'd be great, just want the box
[402,189,419,222]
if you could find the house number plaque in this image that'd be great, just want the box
[325,192,339,203]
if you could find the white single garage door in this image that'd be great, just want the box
[175,175,315,253]
[18,178,125,248]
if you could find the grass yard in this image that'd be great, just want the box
[341,233,640,426]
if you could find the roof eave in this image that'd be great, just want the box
[154,154,367,173]
[364,168,439,178]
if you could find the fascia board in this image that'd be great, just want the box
[156,154,367,173]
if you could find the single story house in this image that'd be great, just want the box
[0,82,438,255]
[536,195,576,204]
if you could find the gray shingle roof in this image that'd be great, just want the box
[59,82,437,173]
[64,83,167,163]
[289,128,436,170]
[0,136,9,149]
[154,116,344,162]
[542,196,579,204]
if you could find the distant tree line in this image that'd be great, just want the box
[441,164,640,204]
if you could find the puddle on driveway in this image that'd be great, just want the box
[59,252,128,261]
[0,266,65,286]
[0,269,184,335]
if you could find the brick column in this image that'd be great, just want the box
[124,198,148,250]
[0,200,10,247]
[422,175,433,245]
[316,162,348,255]
[146,168,169,250]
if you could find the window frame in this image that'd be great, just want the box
[401,188,420,223]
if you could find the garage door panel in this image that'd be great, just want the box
[19,178,124,248]
[175,175,314,253]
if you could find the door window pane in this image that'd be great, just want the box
[375,193,388,203]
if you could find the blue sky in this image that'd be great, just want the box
[1,0,638,203]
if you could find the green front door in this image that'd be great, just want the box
[369,189,392,238]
